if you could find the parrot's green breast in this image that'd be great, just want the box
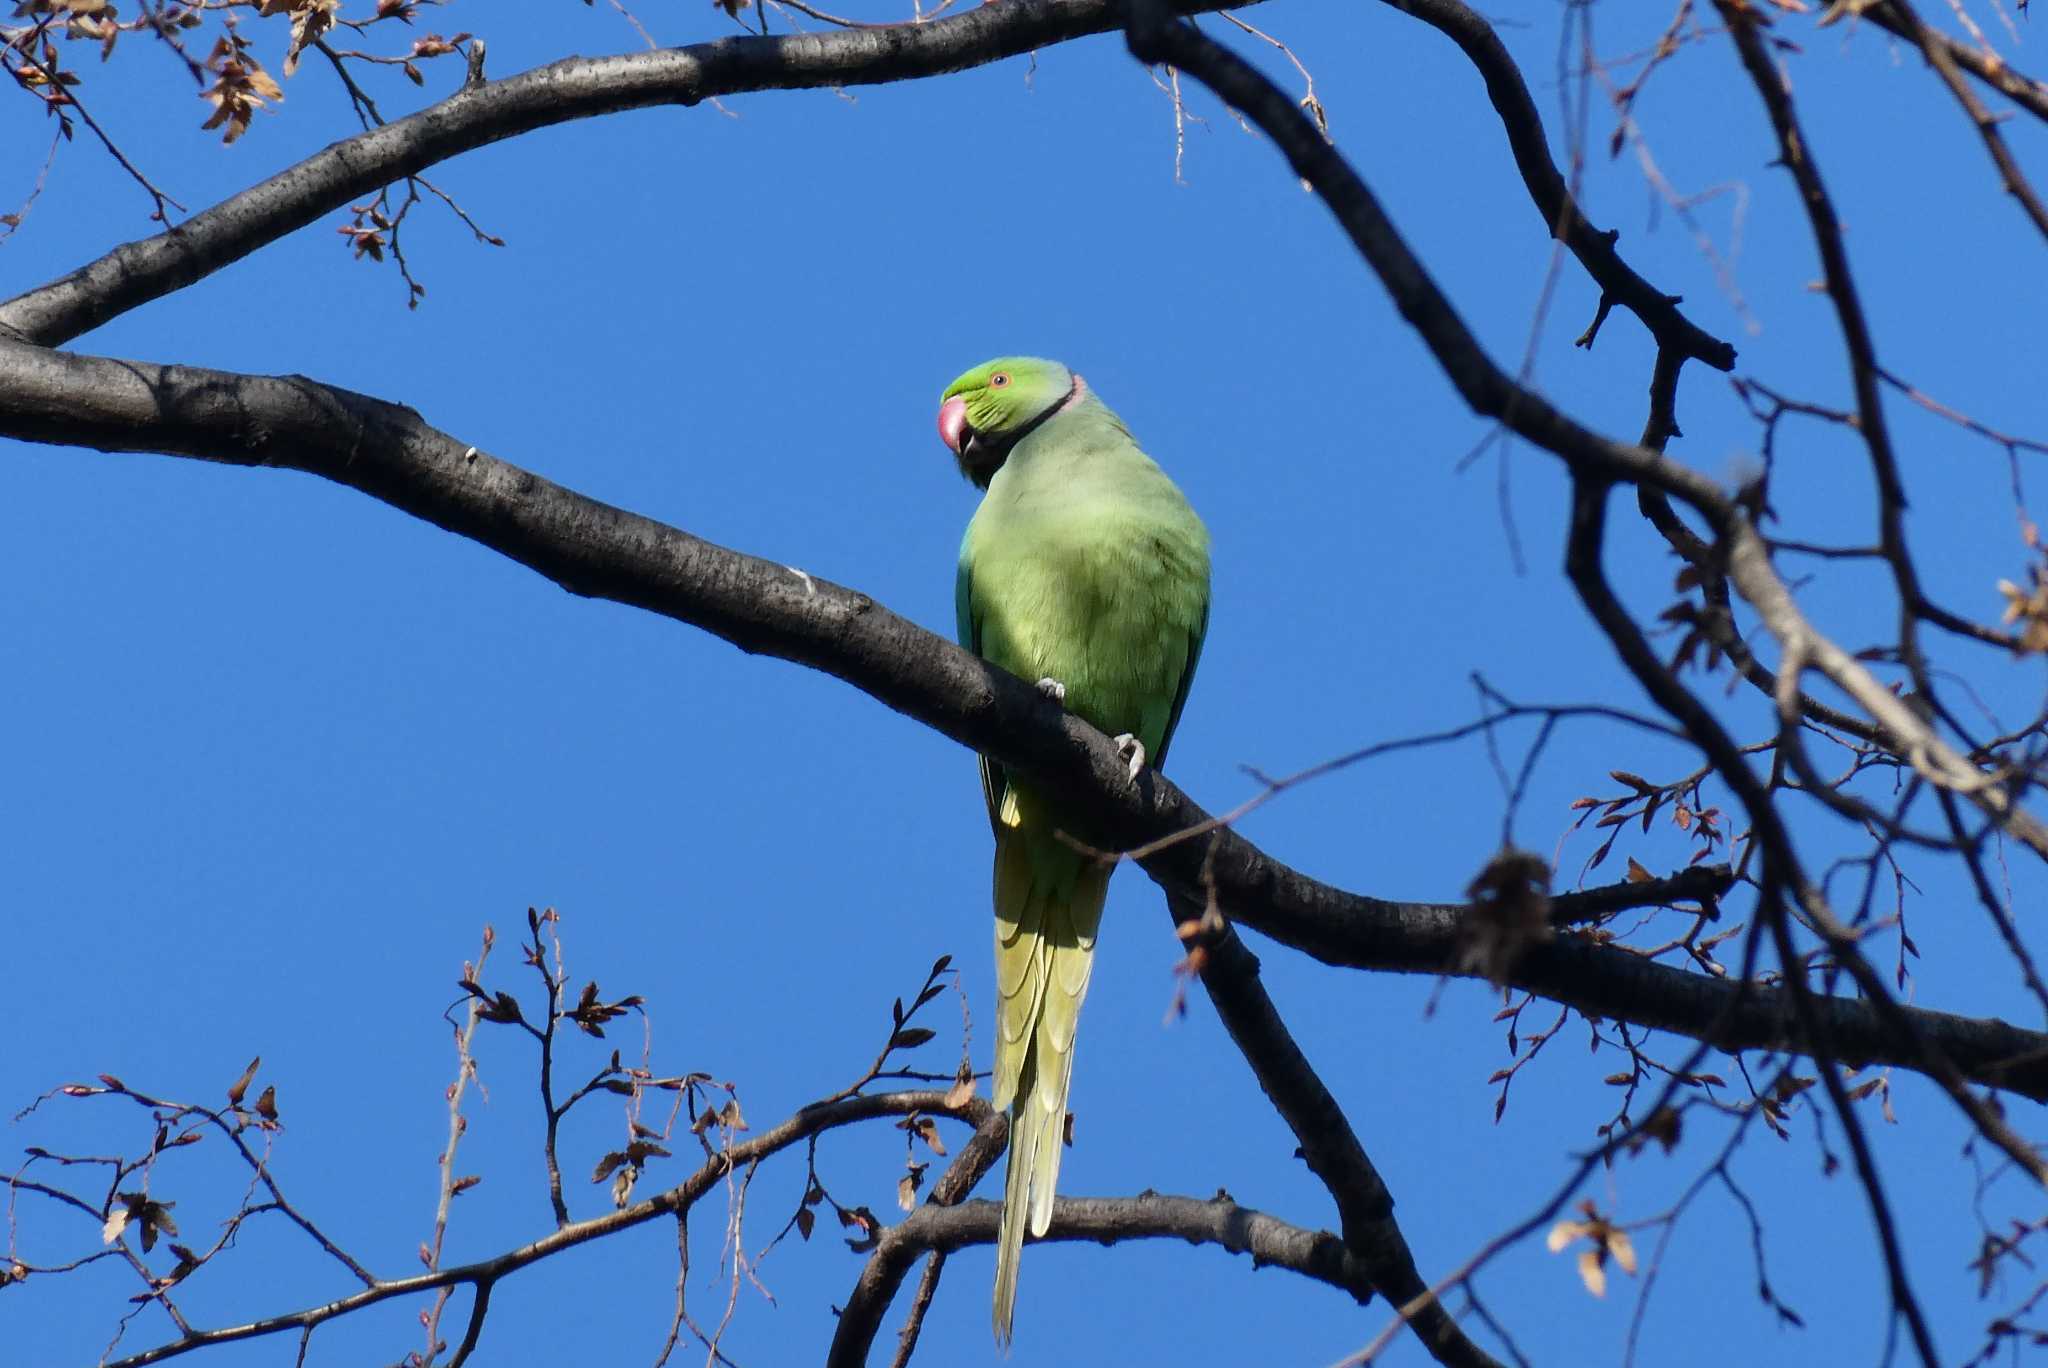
[959,401,1210,766]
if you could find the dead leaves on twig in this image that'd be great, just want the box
[1625,1105,1684,1157]
[34,911,985,1363]
[566,980,644,1037]
[14,0,476,164]
[102,1192,178,1252]
[1459,849,1553,986]
[199,35,282,144]
[1568,767,1729,878]
[592,1137,672,1209]
[892,1112,951,1210]
[691,1097,748,1137]
[896,1163,927,1212]
[943,1064,975,1111]
[220,1056,282,1131]
[225,1056,260,1108]
[256,0,335,77]
[1547,1199,1638,1298]
[1997,564,2048,655]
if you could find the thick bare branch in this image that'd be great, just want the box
[1,339,2043,1105]
[1117,0,2048,857]
[1114,0,2048,1191]
[0,0,1247,348]
[831,1190,1380,1368]
[832,1109,1008,1366]
[1184,907,1501,1368]
[1550,862,1730,926]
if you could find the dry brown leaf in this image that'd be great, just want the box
[1578,1248,1607,1297]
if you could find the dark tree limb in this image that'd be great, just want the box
[37,0,2008,855]
[1119,0,2017,810]
[1115,0,2048,856]
[830,916,1495,1363]
[1370,0,1737,378]
[833,1193,1384,1366]
[1876,0,2048,240]
[1574,467,2048,1182]
[3,339,2045,1106]
[883,1253,946,1368]
[1859,1,2048,124]
[1180,904,1503,1368]
[1761,874,1940,1367]
[1713,1,1937,720]
[831,1109,1006,1366]
[1549,861,1729,926]
[1115,0,2048,1196]
[0,0,1248,348]
[1565,471,1953,1350]
[1111,2,2048,1120]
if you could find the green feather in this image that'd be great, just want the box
[944,357,1210,1344]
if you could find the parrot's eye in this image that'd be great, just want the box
[990,373,1010,389]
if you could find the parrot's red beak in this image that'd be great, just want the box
[937,395,969,455]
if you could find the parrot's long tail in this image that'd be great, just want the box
[989,809,1110,1347]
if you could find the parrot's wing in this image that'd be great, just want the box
[956,553,1007,833]
[1152,594,1209,772]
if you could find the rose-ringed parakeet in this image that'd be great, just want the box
[936,357,1211,1342]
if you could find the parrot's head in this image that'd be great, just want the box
[937,356,1081,488]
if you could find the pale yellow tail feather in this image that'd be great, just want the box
[990,822,1110,1344]
[992,1088,1034,1345]
[991,834,1045,1111]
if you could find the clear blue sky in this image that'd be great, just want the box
[5,4,2046,1365]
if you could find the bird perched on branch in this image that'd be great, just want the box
[936,356,1211,1343]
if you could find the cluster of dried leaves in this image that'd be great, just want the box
[1459,848,1555,987]
[1546,1200,1637,1299]
[4,0,469,153]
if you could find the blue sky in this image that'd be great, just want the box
[5,3,2047,1365]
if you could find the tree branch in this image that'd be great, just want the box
[0,0,1248,349]
[1115,0,2048,859]
[1876,0,2048,240]
[832,1193,1382,1366]
[1121,0,2048,1194]
[1860,1,2048,125]
[1182,905,1503,1368]
[1371,0,1736,381]
[831,1109,1007,1367]
[2,339,2044,1109]
[1549,862,1729,926]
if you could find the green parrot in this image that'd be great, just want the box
[936,356,1211,1343]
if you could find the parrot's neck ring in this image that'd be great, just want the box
[960,376,1086,488]
[995,375,1084,459]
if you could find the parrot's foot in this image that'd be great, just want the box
[1036,677,1068,704]
[1113,733,1147,781]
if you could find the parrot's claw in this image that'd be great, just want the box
[1036,677,1068,704]
[1113,733,1147,782]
